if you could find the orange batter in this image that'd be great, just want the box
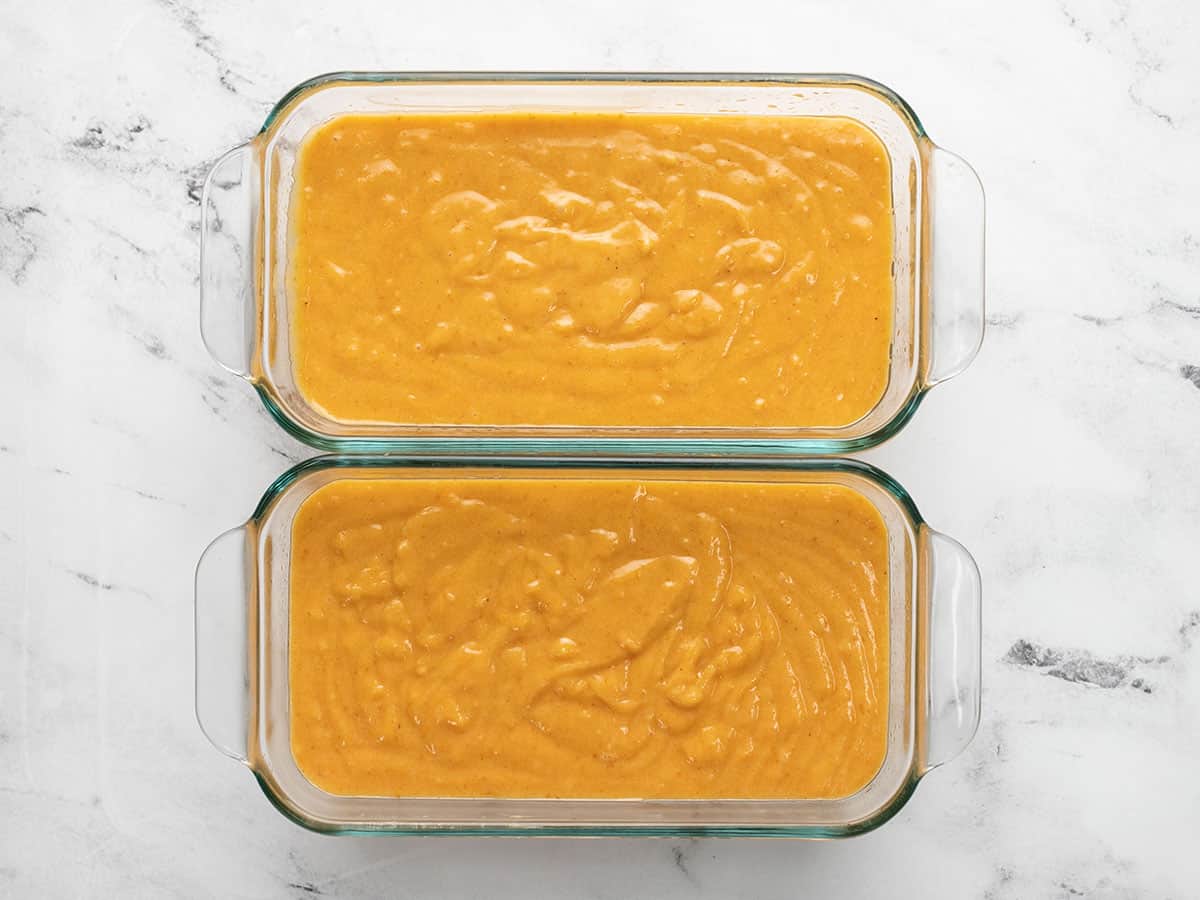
[289,477,890,799]
[288,113,894,427]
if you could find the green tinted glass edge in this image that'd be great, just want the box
[258,71,928,139]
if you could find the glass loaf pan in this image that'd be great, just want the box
[195,456,981,836]
[199,73,985,454]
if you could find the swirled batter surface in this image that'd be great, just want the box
[289,113,893,427]
[289,477,890,799]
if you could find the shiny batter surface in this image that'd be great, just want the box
[288,113,894,427]
[289,477,890,799]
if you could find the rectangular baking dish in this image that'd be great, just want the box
[199,73,984,455]
[195,456,981,836]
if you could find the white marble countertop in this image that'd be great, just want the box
[3,0,1199,896]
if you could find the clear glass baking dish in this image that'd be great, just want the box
[195,456,980,836]
[199,73,984,455]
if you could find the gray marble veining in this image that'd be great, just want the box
[3,0,1199,896]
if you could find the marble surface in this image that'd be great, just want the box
[3,0,1199,896]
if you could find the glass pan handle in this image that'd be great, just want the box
[925,147,986,386]
[919,526,982,772]
[194,526,252,763]
[199,143,257,379]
